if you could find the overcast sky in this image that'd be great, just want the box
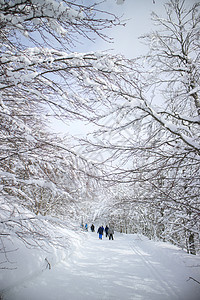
[75,0,198,58]
[85,0,167,58]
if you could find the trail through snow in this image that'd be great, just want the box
[3,232,200,300]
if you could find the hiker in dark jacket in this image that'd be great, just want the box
[108,227,114,240]
[91,224,95,232]
[97,226,104,239]
[105,225,109,237]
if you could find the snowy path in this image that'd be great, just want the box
[4,232,200,300]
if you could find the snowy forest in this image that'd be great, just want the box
[0,0,200,285]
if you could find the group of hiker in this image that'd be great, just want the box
[81,222,114,240]
[96,224,114,240]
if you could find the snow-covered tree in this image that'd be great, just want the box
[0,0,122,268]
[77,0,200,253]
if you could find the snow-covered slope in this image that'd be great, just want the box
[2,231,200,300]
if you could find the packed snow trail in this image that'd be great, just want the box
[4,232,200,300]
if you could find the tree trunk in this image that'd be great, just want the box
[189,233,196,255]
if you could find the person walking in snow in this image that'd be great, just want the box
[97,226,104,239]
[91,224,95,232]
[105,225,109,237]
[85,223,88,231]
[108,227,114,240]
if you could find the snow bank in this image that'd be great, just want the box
[0,227,84,296]
[0,201,85,296]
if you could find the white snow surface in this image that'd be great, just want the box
[1,231,200,300]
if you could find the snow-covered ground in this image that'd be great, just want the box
[1,231,200,300]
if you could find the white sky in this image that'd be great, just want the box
[79,0,167,58]
[74,0,197,58]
